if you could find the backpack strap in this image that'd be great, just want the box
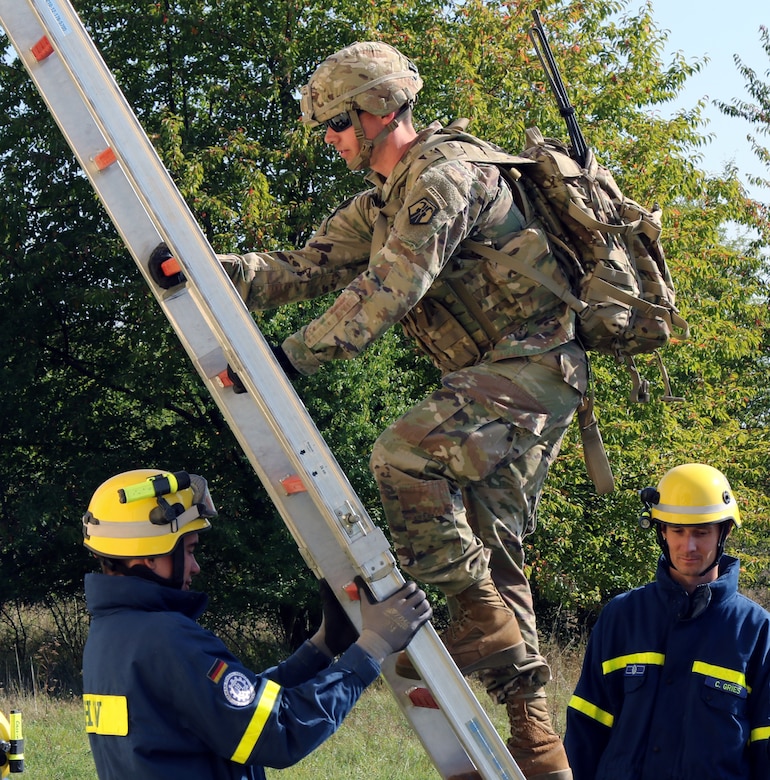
[576,391,615,494]
[462,232,585,312]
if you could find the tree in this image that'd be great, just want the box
[1,1,768,683]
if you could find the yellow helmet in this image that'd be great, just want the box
[82,469,215,559]
[644,463,740,528]
[0,709,10,778]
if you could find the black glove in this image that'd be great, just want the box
[355,577,432,662]
[148,242,186,289]
[224,345,299,394]
[270,343,301,380]
[318,579,359,656]
[226,364,247,394]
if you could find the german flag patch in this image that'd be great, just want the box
[207,659,228,684]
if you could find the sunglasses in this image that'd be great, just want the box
[324,111,355,133]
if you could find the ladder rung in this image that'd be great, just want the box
[407,686,440,710]
[280,474,307,495]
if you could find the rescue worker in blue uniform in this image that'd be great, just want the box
[564,463,770,780]
[81,468,432,780]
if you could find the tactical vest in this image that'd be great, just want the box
[372,128,574,374]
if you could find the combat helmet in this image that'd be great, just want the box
[300,41,422,169]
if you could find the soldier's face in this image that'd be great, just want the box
[324,118,358,165]
[324,111,387,166]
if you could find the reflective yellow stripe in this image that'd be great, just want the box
[692,660,750,694]
[231,680,281,764]
[602,652,665,675]
[750,725,770,744]
[83,694,129,736]
[568,694,614,728]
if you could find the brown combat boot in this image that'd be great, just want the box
[447,676,572,780]
[504,676,572,780]
[395,577,526,679]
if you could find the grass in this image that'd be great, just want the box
[0,693,95,780]
[273,635,584,779]
[0,636,583,779]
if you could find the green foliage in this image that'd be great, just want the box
[0,0,769,660]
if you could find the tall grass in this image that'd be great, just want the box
[0,693,95,780]
[0,634,584,779]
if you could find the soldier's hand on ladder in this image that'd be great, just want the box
[269,343,301,380]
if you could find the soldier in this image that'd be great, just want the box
[81,468,432,780]
[565,464,770,779]
[205,40,586,779]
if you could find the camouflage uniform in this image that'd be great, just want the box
[221,120,588,689]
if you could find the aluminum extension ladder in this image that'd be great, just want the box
[0,2,524,778]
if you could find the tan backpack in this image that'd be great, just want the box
[407,120,690,493]
[466,125,690,405]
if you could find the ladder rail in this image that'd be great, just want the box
[7,0,374,558]
[0,3,525,778]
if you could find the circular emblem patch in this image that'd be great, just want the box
[222,671,256,707]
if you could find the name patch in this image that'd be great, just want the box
[705,676,747,698]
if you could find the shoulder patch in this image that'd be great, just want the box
[222,671,257,707]
[408,196,438,225]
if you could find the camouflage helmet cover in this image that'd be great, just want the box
[300,41,423,126]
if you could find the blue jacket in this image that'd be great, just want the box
[564,556,770,780]
[82,573,379,779]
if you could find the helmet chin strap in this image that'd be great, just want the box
[110,539,187,589]
[345,110,403,171]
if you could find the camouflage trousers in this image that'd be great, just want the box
[370,342,587,687]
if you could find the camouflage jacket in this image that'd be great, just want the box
[219,122,578,376]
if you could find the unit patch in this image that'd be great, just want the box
[408,196,438,225]
[222,671,256,707]
[624,664,646,677]
[84,693,129,736]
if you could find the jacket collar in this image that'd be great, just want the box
[365,121,443,197]
[655,554,739,620]
[84,571,208,620]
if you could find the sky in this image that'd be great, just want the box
[647,0,768,202]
